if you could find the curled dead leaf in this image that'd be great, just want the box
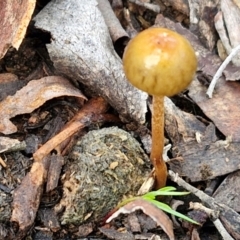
[106,199,175,240]
[0,76,86,134]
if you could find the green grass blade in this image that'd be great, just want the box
[143,190,190,199]
[148,199,200,225]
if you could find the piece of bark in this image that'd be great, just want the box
[0,73,25,101]
[34,0,148,125]
[165,97,240,182]
[213,170,240,212]
[11,156,50,237]
[46,155,64,192]
[75,223,94,237]
[155,15,240,141]
[128,0,161,13]
[38,208,60,232]
[215,0,240,66]
[0,0,36,59]
[97,0,129,43]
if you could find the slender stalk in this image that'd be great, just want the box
[150,95,167,188]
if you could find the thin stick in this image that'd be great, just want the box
[190,202,234,240]
[213,219,234,240]
[150,96,167,188]
[129,0,160,13]
[206,44,240,98]
[0,156,6,168]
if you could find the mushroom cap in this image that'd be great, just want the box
[123,28,197,97]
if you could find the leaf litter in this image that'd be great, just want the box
[0,76,86,134]
[1,0,240,239]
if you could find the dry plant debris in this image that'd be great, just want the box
[106,199,174,240]
[165,97,240,182]
[0,0,36,59]
[0,76,86,134]
[0,0,240,239]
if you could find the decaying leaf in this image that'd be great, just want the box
[0,0,36,59]
[189,77,240,142]
[34,0,148,125]
[0,76,86,134]
[106,199,174,240]
[165,97,240,182]
[99,227,135,240]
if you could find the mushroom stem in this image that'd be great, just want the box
[150,95,167,189]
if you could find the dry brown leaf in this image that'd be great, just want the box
[0,76,86,134]
[165,97,240,182]
[106,199,175,240]
[0,0,36,59]
[189,78,240,142]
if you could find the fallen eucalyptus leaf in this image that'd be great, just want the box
[0,76,86,134]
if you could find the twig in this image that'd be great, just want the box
[213,219,234,240]
[190,202,234,240]
[129,0,160,13]
[0,156,6,168]
[33,98,108,162]
[168,170,215,205]
[187,0,199,25]
[206,44,240,98]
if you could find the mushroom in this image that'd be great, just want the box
[123,28,197,188]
